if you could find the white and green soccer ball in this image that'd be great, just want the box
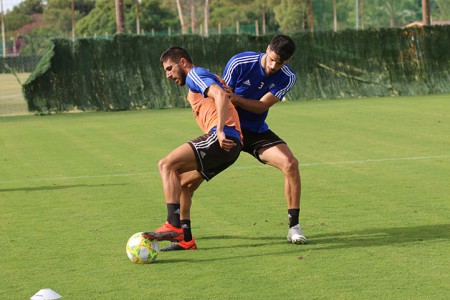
[126,232,159,264]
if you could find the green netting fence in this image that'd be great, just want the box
[23,27,450,113]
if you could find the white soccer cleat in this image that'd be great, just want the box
[287,224,308,244]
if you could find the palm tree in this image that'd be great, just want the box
[115,0,125,33]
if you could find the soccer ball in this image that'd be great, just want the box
[126,232,159,264]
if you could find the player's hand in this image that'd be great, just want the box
[217,131,236,152]
[227,92,239,106]
[223,84,233,93]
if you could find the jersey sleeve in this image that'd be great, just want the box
[186,68,222,98]
[270,66,297,100]
[222,55,238,88]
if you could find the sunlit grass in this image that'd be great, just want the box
[1,95,449,299]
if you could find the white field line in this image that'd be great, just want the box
[0,93,23,100]
[298,154,450,167]
[1,154,449,184]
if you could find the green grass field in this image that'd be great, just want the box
[1,95,449,299]
[0,73,31,117]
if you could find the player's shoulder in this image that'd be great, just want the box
[230,51,261,62]
[189,66,216,81]
[191,66,212,76]
[280,64,297,80]
[189,67,221,85]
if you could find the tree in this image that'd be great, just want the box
[76,0,177,36]
[362,0,416,28]
[7,0,444,42]
[138,0,178,32]
[28,0,94,37]
[3,0,44,35]
[4,12,33,33]
[176,0,187,34]
[14,0,44,15]
[116,0,125,33]
[434,0,450,20]
[273,0,309,33]
[208,0,277,33]
[75,0,115,35]
[422,0,430,24]
[190,0,197,34]
[45,1,74,34]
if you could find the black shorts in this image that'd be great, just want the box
[188,132,242,181]
[241,128,286,163]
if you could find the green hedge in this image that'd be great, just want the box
[23,27,450,113]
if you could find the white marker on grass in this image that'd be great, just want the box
[30,288,62,300]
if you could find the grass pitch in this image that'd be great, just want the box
[0,73,30,117]
[1,95,449,299]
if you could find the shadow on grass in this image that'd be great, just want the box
[309,223,450,250]
[0,183,127,193]
[198,223,450,249]
[152,223,450,264]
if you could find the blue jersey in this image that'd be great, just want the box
[186,67,223,97]
[222,51,297,133]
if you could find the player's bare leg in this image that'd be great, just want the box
[179,171,204,220]
[156,144,199,250]
[158,143,198,204]
[145,144,198,242]
[258,143,308,244]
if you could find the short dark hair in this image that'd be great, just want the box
[269,35,296,62]
[160,46,193,64]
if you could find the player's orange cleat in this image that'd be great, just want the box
[160,238,198,251]
[142,222,184,241]
[155,221,184,241]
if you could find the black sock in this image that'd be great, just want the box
[167,203,181,228]
[288,209,300,228]
[181,219,192,241]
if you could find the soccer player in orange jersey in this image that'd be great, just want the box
[144,47,242,251]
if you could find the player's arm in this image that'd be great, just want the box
[228,92,279,114]
[205,84,236,151]
[206,84,227,133]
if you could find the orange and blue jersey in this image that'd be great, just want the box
[222,51,297,133]
[186,67,243,143]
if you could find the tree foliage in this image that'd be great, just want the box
[434,0,450,20]
[75,0,117,35]
[3,0,44,33]
[273,0,309,33]
[13,0,44,14]
[75,0,177,36]
[136,0,178,33]
[3,0,450,40]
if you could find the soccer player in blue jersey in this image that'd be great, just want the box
[222,35,308,244]
[145,46,243,251]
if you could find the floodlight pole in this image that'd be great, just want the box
[1,0,6,58]
[333,0,337,32]
[204,0,209,37]
[136,0,140,34]
[355,0,360,30]
[262,0,266,35]
[308,0,313,32]
[71,0,75,42]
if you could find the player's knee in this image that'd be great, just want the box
[158,157,171,174]
[186,183,197,196]
[284,156,299,175]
